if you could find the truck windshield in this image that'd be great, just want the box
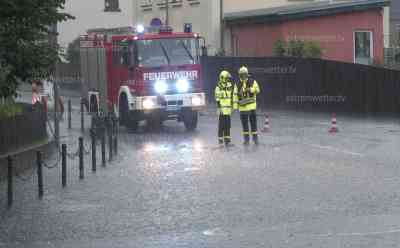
[137,38,198,67]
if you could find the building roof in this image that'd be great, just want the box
[224,0,390,25]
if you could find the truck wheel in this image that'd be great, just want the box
[119,94,129,126]
[89,94,98,114]
[127,116,139,131]
[183,110,198,131]
[147,115,162,131]
[119,94,138,131]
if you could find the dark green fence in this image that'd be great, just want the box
[202,56,400,114]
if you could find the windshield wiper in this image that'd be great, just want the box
[179,40,194,62]
[159,41,170,65]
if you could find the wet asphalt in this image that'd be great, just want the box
[1,103,400,247]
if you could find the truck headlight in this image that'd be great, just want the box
[176,79,189,93]
[154,80,168,94]
[143,98,156,109]
[192,95,203,106]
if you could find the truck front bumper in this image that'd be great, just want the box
[131,93,206,112]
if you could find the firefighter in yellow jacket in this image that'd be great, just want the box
[215,70,238,145]
[237,66,260,145]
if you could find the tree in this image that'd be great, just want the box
[0,0,74,98]
[273,39,286,57]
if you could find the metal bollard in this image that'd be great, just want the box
[91,129,96,172]
[62,144,67,187]
[101,129,106,167]
[80,100,84,132]
[79,137,84,179]
[68,99,72,129]
[114,135,118,156]
[108,117,113,162]
[113,117,118,156]
[7,156,13,208]
[91,115,95,130]
[37,151,43,199]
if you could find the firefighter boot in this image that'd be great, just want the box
[224,137,232,146]
[243,134,250,145]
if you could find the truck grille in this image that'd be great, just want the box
[167,100,183,106]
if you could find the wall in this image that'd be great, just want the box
[230,9,384,64]
[58,0,134,48]
[202,56,400,113]
[223,0,313,13]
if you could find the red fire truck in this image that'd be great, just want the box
[80,26,206,131]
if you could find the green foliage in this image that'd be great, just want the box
[287,39,304,57]
[272,39,286,57]
[303,40,322,58]
[0,102,23,119]
[0,0,74,98]
[273,38,322,59]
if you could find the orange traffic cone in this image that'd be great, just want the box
[262,114,270,133]
[329,113,339,133]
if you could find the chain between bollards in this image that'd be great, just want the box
[36,151,43,199]
[62,144,67,187]
[7,156,13,208]
[79,137,84,179]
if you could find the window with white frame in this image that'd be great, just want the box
[354,31,373,65]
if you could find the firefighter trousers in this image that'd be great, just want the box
[218,114,231,144]
[240,110,258,143]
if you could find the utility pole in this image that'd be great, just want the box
[220,0,224,54]
[165,0,169,26]
[49,22,60,148]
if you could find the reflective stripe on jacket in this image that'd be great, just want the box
[215,81,238,115]
[238,79,260,112]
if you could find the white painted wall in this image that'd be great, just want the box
[58,0,134,48]
[383,6,390,48]
[135,0,221,55]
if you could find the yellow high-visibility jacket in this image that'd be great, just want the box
[215,80,238,115]
[238,78,260,112]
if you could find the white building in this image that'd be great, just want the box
[58,0,134,48]
[135,0,222,55]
